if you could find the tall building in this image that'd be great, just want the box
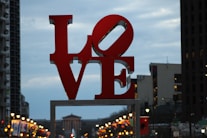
[181,0,207,121]
[0,0,28,122]
[9,0,21,116]
[0,0,11,121]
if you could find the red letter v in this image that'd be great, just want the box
[49,15,91,99]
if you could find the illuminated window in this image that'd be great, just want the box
[174,85,182,92]
[192,51,195,58]
[174,74,181,83]
[200,49,204,57]
[186,52,189,59]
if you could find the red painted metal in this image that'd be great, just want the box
[49,15,135,100]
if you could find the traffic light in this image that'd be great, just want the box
[0,119,5,136]
[0,120,4,127]
[144,102,148,109]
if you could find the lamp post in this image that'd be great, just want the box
[201,128,205,138]
[145,104,160,138]
[145,108,150,115]
[145,104,155,134]
[189,112,195,137]
[10,112,15,137]
[5,112,15,137]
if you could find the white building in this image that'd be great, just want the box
[137,63,181,108]
[137,75,153,105]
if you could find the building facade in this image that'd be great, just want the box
[0,0,28,122]
[9,0,21,115]
[149,63,181,108]
[181,0,207,121]
[136,63,181,118]
[62,114,81,138]
[0,0,11,121]
[137,75,153,105]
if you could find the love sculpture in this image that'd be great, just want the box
[49,14,135,100]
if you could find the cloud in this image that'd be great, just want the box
[21,17,53,31]
[150,41,180,48]
[138,8,173,19]
[112,2,139,13]
[22,76,60,88]
[22,73,100,89]
[155,18,180,28]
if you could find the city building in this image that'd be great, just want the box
[0,0,11,122]
[136,63,182,119]
[62,114,81,138]
[137,75,153,105]
[21,94,29,117]
[180,0,207,121]
[0,0,29,122]
[149,63,182,108]
[9,0,21,116]
[137,63,181,108]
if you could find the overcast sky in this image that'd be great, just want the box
[20,0,180,120]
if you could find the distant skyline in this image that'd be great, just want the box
[21,0,180,120]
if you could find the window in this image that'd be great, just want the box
[174,85,182,92]
[193,96,196,104]
[174,74,182,83]
[200,49,204,57]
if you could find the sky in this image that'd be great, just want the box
[20,0,181,120]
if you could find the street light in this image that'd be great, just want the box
[145,108,150,114]
[123,115,127,120]
[26,118,30,122]
[144,104,157,137]
[201,128,205,133]
[201,128,205,137]
[97,112,134,138]
[128,112,133,118]
[16,114,20,119]
[21,117,25,121]
[10,113,15,119]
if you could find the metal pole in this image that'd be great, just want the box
[50,101,56,138]
[50,99,140,138]
[135,99,140,138]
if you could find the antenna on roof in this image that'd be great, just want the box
[166,56,169,68]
